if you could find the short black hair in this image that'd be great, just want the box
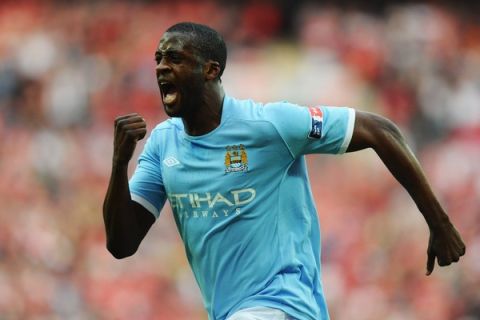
[166,22,227,78]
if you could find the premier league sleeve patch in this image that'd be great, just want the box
[308,106,323,139]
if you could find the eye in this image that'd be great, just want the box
[154,51,183,65]
[168,52,182,64]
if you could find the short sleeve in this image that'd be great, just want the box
[263,102,355,157]
[129,131,167,219]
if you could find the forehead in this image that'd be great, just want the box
[156,32,196,53]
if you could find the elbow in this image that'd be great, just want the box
[106,240,137,259]
[348,111,406,152]
[368,113,404,142]
[366,113,406,149]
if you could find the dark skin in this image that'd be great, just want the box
[154,32,224,134]
[103,32,465,275]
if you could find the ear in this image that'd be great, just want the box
[204,61,221,80]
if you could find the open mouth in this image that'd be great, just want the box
[159,82,179,106]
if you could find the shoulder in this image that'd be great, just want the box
[263,100,307,114]
[261,100,311,129]
[224,95,264,121]
[226,96,307,122]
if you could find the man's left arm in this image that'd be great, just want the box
[347,110,466,275]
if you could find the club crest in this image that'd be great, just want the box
[225,144,248,173]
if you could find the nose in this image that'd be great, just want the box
[155,58,171,76]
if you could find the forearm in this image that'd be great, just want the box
[103,162,142,257]
[373,128,449,229]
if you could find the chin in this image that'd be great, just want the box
[163,103,183,118]
[164,106,179,117]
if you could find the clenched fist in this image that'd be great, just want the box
[113,113,147,166]
[426,221,466,276]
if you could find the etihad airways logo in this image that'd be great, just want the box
[168,188,256,220]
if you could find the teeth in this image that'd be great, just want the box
[164,92,177,105]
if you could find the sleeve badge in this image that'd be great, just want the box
[308,106,323,139]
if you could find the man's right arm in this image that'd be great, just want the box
[103,114,155,259]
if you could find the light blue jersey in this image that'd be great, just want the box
[129,95,355,320]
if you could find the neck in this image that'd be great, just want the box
[183,83,225,136]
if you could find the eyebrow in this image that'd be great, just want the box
[155,49,180,55]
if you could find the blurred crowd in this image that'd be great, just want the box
[0,1,479,319]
